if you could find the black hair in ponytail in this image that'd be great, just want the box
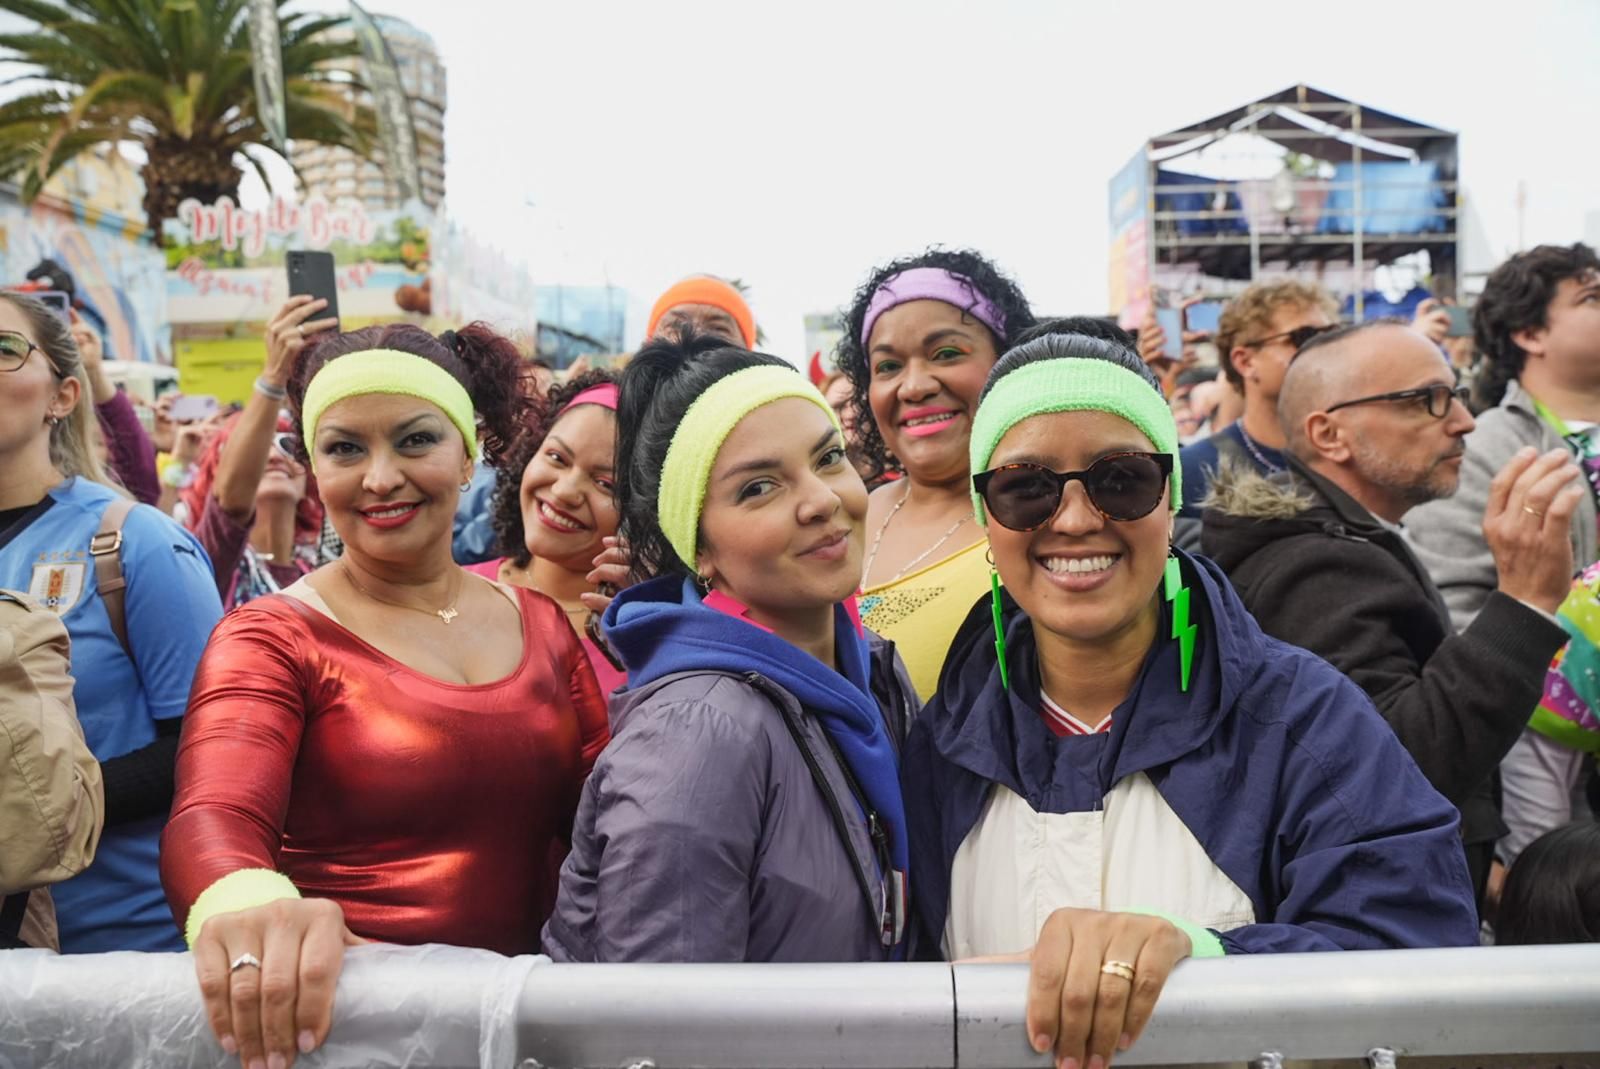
[614,328,795,583]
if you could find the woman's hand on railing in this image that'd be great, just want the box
[1022,908,1192,1069]
[192,897,363,1069]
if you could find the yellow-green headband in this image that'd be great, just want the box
[969,357,1181,523]
[658,365,843,567]
[301,349,479,473]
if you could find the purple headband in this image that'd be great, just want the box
[859,267,1008,348]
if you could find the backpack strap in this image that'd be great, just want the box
[90,497,136,658]
[0,891,29,949]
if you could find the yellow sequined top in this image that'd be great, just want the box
[859,538,991,702]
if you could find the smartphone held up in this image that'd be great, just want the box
[286,251,340,327]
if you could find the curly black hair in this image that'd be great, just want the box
[1474,242,1600,409]
[287,321,533,469]
[614,328,794,585]
[834,248,1035,481]
[489,368,620,568]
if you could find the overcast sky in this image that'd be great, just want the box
[288,1,1599,358]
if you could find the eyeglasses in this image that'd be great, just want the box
[1325,383,1471,420]
[0,330,43,373]
[1242,324,1336,352]
[973,452,1173,531]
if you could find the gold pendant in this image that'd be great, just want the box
[437,607,458,624]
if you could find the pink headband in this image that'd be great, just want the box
[859,267,1008,348]
[562,383,619,412]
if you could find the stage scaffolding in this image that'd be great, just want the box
[1110,85,1460,323]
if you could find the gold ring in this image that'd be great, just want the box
[1100,960,1136,982]
[1522,505,1544,518]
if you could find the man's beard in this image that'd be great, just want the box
[1349,441,1460,511]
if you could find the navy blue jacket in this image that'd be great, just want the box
[902,550,1479,956]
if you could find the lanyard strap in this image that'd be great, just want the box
[1531,395,1600,516]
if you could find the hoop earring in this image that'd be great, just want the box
[459,479,472,491]
[695,571,713,595]
[986,548,1010,690]
[1163,550,1196,693]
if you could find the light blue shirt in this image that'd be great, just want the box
[452,459,500,565]
[0,478,221,951]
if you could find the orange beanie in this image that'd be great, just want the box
[645,277,756,347]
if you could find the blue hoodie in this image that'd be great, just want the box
[604,577,910,909]
[902,550,1479,957]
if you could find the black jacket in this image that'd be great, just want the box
[1201,457,1567,846]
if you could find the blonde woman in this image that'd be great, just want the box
[0,291,220,951]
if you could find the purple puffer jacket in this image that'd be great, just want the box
[542,636,917,963]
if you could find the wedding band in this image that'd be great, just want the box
[229,953,262,973]
[1522,505,1544,518]
[1100,960,1136,982]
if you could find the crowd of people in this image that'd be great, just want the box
[3,242,1598,1069]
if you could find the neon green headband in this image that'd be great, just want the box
[301,349,479,474]
[658,365,844,567]
[968,357,1181,524]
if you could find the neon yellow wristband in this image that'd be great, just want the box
[184,867,302,949]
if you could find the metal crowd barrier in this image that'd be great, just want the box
[2,944,1597,1068]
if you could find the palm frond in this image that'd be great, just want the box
[0,0,374,226]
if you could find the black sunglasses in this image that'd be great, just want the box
[0,330,42,373]
[1325,383,1470,420]
[973,452,1174,531]
[1243,324,1336,351]
[272,432,301,458]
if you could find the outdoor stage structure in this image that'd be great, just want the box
[1110,85,1460,327]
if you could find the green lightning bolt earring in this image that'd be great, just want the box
[1163,553,1196,693]
[987,551,1010,690]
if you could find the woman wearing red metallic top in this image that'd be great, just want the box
[160,323,608,1069]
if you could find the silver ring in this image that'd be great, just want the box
[296,324,305,338]
[229,952,262,973]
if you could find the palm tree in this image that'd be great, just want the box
[0,0,376,241]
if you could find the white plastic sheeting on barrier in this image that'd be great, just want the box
[0,943,540,1068]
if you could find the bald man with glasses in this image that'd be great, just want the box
[1200,319,1582,910]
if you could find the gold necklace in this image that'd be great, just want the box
[341,563,463,624]
[863,484,972,586]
